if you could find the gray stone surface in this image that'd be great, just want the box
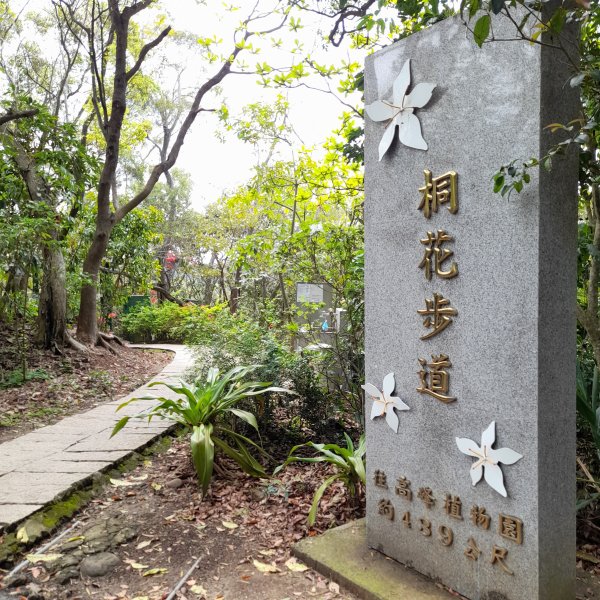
[364,13,577,600]
[0,472,90,504]
[0,345,193,530]
[16,460,111,473]
[65,431,158,452]
[294,519,451,600]
[49,450,133,462]
[0,504,43,525]
[79,551,120,577]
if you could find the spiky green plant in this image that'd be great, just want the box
[111,365,290,496]
[274,433,366,525]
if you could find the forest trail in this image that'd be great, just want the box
[0,344,193,531]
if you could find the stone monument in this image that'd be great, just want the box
[364,11,578,600]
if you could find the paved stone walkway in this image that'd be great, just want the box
[0,344,194,531]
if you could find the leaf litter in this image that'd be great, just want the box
[4,434,364,599]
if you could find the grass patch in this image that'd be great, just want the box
[0,368,50,390]
[0,407,65,428]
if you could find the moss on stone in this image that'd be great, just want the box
[0,432,177,568]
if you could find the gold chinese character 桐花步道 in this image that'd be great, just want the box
[417,354,456,403]
[418,169,458,219]
[417,486,435,509]
[443,494,463,520]
[374,469,388,488]
[417,293,458,340]
[395,476,413,501]
[470,505,491,530]
[419,229,459,281]
[499,514,523,545]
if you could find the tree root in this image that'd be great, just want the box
[65,332,89,353]
[97,333,117,354]
[99,331,124,346]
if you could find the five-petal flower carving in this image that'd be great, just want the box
[456,421,523,498]
[362,373,409,433]
[365,59,436,160]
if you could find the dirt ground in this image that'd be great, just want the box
[2,341,600,600]
[0,435,362,600]
[0,344,172,443]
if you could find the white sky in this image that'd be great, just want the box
[156,1,363,210]
[8,0,363,211]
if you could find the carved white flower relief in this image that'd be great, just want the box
[456,421,523,498]
[362,372,409,433]
[365,59,435,160]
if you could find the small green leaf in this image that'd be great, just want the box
[468,0,480,19]
[308,474,339,525]
[110,416,130,438]
[493,175,505,193]
[473,15,490,47]
[191,424,215,497]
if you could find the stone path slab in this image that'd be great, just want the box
[0,344,193,531]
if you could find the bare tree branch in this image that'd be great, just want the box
[126,26,171,81]
[0,109,39,126]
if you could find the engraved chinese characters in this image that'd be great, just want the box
[417,170,458,403]
[419,170,458,218]
[374,470,523,575]
[364,23,578,598]
[417,293,457,340]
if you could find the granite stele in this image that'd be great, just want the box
[364,10,578,600]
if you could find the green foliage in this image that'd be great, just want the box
[66,203,163,322]
[274,433,366,525]
[183,314,338,433]
[0,367,49,390]
[111,365,291,496]
[472,14,490,47]
[578,360,600,458]
[119,302,223,343]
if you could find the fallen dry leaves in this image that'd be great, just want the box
[0,340,171,443]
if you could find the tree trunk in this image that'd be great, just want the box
[37,245,67,348]
[229,266,242,314]
[202,253,217,305]
[77,222,112,344]
[157,254,171,302]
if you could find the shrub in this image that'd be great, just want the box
[121,302,346,435]
[274,433,366,525]
[189,332,334,434]
[111,365,292,496]
[0,368,49,389]
[119,302,221,343]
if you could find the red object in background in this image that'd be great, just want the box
[150,290,158,304]
[165,250,177,269]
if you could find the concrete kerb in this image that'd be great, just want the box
[0,344,193,537]
[293,519,453,600]
[0,433,178,567]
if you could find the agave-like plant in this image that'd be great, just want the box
[274,433,366,525]
[111,365,290,496]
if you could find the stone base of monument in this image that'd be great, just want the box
[294,519,600,600]
[293,519,454,599]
